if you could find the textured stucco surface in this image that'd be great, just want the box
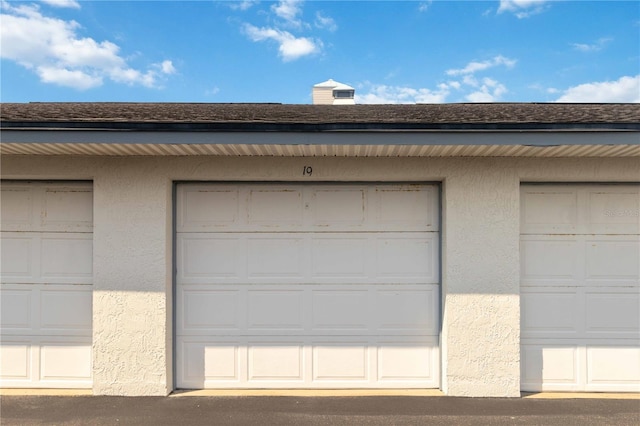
[440,164,521,397]
[1,154,638,397]
[92,162,173,396]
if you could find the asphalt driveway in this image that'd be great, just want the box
[1,395,639,425]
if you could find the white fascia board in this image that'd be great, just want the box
[1,130,639,147]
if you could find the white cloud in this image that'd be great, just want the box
[418,1,433,13]
[0,2,176,90]
[466,91,494,102]
[356,83,450,104]
[356,77,511,104]
[448,81,461,90]
[272,0,303,27]
[463,75,479,87]
[228,1,257,11]
[205,86,220,96]
[556,75,640,103]
[241,1,330,61]
[497,0,550,18]
[384,69,400,80]
[571,37,613,52]
[446,55,516,76]
[466,77,508,102]
[38,66,101,89]
[529,83,560,95]
[243,24,319,61]
[159,60,176,75]
[109,67,157,88]
[40,0,80,9]
[315,12,337,32]
[357,52,516,104]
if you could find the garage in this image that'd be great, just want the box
[520,184,640,392]
[0,181,93,388]
[176,183,440,389]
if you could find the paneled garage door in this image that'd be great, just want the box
[176,183,440,389]
[520,184,640,392]
[1,182,93,388]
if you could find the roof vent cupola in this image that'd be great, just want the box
[312,79,355,105]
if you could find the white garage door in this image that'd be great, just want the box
[1,182,93,388]
[520,184,640,392]
[176,183,440,389]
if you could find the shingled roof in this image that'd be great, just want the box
[2,102,639,131]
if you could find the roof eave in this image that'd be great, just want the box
[2,121,639,132]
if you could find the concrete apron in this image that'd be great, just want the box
[1,389,639,399]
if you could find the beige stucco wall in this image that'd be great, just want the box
[2,154,638,397]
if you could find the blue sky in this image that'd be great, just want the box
[1,0,639,103]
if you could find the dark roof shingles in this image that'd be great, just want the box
[1,103,639,127]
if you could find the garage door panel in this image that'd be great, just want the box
[521,290,580,337]
[2,183,93,233]
[522,289,640,339]
[311,237,368,278]
[0,337,92,388]
[1,181,93,389]
[0,236,35,280]
[0,289,33,329]
[311,188,366,226]
[178,233,437,285]
[520,184,639,392]
[313,344,369,381]
[1,284,91,337]
[177,183,440,389]
[521,189,579,234]
[587,189,640,233]
[248,343,304,381]
[203,343,240,382]
[182,290,241,330]
[377,236,437,281]
[521,236,639,288]
[375,185,438,231]
[40,289,92,331]
[521,185,639,235]
[247,238,305,278]
[585,239,640,283]
[2,233,92,285]
[0,186,34,229]
[178,341,241,386]
[520,238,579,285]
[42,186,93,231]
[247,290,305,330]
[377,289,437,333]
[587,346,640,390]
[585,293,640,336]
[177,184,438,233]
[180,284,437,336]
[247,188,304,225]
[180,236,240,279]
[180,187,239,230]
[40,236,92,280]
[40,341,92,381]
[312,290,370,330]
[377,341,435,382]
[0,341,31,380]
[521,344,579,391]
[178,337,439,388]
